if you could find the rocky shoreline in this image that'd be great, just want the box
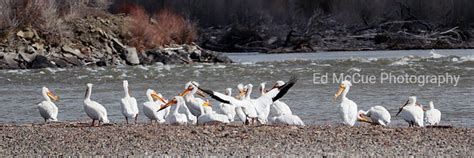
[0,123,472,156]
[0,15,231,70]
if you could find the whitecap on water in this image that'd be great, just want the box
[85,67,98,72]
[105,75,114,78]
[6,69,30,74]
[347,67,361,72]
[77,75,88,79]
[193,65,204,68]
[430,49,445,58]
[44,67,66,74]
[349,57,371,63]
[137,65,149,71]
[209,65,226,69]
[389,57,412,66]
[460,55,474,62]
[240,62,255,65]
[311,63,331,67]
[193,70,201,77]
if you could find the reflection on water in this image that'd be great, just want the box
[1,49,473,127]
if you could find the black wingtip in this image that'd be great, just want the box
[198,87,214,96]
[273,75,298,102]
[195,85,231,104]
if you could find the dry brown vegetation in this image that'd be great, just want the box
[121,4,197,52]
[0,0,110,46]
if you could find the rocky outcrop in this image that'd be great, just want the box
[0,16,231,70]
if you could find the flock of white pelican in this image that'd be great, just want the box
[37,77,442,127]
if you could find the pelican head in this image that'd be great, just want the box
[42,87,59,102]
[146,89,167,103]
[84,83,93,99]
[244,84,253,98]
[271,81,285,89]
[182,81,206,97]
[123,80,129,87]
[334,80,352,101]
[428,101,435,110]
[237,83,245,99]
[181,82,194,96]
[259,82,267,94]
[357,110,371,123]
[396,96,417,116]
[225,88,232,96]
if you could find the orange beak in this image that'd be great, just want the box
[179,86,193,96]
[151,91,167,103]
[47,91,59,102]
[158,99,177,111]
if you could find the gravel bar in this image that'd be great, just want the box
[0,122,472,156]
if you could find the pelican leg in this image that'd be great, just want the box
[125,117,129,124]
[91,120,96,127]
[135,115,138,124]
[98,120,102,126]
[44,118,47,123]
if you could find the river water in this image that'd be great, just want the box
[1,49,473,127]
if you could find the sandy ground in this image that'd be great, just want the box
[0,122,472,156]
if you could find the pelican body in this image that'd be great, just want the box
[165,96,191,125]
[84,83,109,126]
[143,89,170,124]
[218,88,236,122]
[263,81,293,116]
[37,87,59,122]
[182,82,213,117]
[425,101,441,125]
[234,84,246,122]
[334,81,358,126]
[358,106,391,126]
[272,100,293,115]
[396,96,424,127]
[270,114,305,126]
[120,80,139,124]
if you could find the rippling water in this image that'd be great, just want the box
[1,49,473,127]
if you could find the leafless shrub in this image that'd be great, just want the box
[124,4,197,51]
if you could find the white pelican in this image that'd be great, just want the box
[334,80,358,126]
[234,83,248,123]
[270,114,305,126]
[197,76,298,125]
[243,84,261,124]
[84,83,109,126]
[37,87,59,122]
[181,81,213,117]
[357,106,391,126]
[143,89,170,124]
[425,101,441,125]
[165,96,190,125]
[260,82,304,126]
[120,80,139,124]
[159,96,227,124]
[261,82,293,115]
[396,96,424,127]
[250,83,272,124]
[218,88,236,122]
